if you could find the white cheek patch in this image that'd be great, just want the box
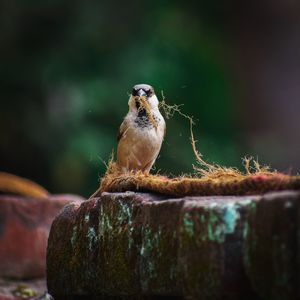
[148,95,159,108]
[128,96,138,112]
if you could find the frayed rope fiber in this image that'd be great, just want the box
[93,163,300,198]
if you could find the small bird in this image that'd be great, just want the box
[116,84,166,174]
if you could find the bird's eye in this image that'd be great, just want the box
[146,89,152,97]
[132,89,138,96]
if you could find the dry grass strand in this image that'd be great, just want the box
[138,96,158,129]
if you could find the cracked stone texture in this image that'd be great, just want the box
[0,194,84,279]
[47,191,300,300]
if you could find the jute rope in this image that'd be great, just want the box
[92,164,300,198]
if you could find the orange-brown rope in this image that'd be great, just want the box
[93,163,300,198]
[0,172,49,199]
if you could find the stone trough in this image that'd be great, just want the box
[47,191,300,300]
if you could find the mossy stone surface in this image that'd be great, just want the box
[243,191,299,300]
[47,191,300,299]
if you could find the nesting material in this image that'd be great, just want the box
[93,160,300,198]
[138,96,158,129]
[93,97,300,198]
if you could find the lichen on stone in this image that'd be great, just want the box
[223,202,240,234]
[71,226,77,248]
[182,212,194,238]
[84,213,90,223]
[87,227,97,251]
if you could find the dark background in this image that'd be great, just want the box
[1,0,299,198]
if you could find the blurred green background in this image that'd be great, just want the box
[1,1,300,197]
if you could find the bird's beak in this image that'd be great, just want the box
[137,89,147,97]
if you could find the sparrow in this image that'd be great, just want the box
[116,84,166,174]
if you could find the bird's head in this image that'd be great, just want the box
[128,84,159,112]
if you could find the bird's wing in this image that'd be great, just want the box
[117,119,130,142]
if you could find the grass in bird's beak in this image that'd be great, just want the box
[137,96,158,130]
